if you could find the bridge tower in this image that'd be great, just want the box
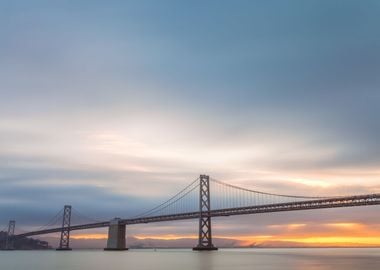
[5,220,16,250]
[56,205,72,251]
[104,218,128,251]
[193,174,218,251]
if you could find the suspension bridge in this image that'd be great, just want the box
[1,175,380,251]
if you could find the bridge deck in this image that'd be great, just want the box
[16,193,380,238]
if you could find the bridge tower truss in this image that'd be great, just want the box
[56,205,72,251]
[5,220,16,250]
[193,175,218,251]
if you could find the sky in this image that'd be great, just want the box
[1,0,380,247]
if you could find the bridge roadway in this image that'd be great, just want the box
[16,193,380,238]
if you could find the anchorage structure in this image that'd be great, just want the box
[56,205,72,251]
[193,175,217,250]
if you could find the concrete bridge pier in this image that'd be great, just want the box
[104,218,128,251]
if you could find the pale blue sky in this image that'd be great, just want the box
[0,0,380,238]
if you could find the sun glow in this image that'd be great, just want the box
[71,234,107,240]
[135,234,198,240]
[277,236,380,246]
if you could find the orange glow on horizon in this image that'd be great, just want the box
[68,222,380,247]
[134,234,198,240]
[277,236,380,246]
[71,234,107,240]
[68,233,380,247]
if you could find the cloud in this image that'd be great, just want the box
[0,0,380,242]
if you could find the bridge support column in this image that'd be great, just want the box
[56,205,72,251]
[5,220,15,250]
[104,218,128,251]
[193,175,218,251]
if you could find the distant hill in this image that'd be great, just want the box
[0,231,52,250]
[36,235,241,249]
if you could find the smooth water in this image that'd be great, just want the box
[1,248,379,270]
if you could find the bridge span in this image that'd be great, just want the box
[2,175,380,251]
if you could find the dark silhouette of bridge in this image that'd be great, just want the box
[2,175,380,251]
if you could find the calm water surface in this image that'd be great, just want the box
[1,248,379,270]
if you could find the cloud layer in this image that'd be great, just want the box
[0,0,380,244]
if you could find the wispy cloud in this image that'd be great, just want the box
[0,0,379,244]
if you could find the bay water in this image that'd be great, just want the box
[0,248,379,270]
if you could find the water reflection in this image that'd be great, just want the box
[0,248,379,270]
